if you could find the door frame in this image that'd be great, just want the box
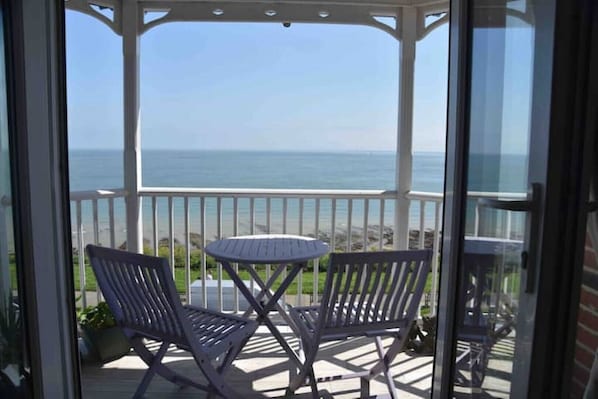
[433,0,598,397]
[4,0,80,397]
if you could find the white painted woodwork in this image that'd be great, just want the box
[395,6,418,250]
[67,187,525,315]
[122,0,143,253]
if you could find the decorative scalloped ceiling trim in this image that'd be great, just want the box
[65,0,121,35]
[143,9,171,26]
[90,3,115,23]
[419,12,448,40]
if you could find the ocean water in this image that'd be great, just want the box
[68,150,445,192]
[68,150,527,247]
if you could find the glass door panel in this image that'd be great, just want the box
[0,6,30,397]
[452,0,542,397]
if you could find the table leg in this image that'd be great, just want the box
[219,259,304,366]
[241,262,288,316]
[219,260,265,319]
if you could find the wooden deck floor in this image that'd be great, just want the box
[81,331,434,399]
[81,329,515,398]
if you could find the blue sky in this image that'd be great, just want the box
[65,11,448,152]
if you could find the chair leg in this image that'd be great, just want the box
[132,341,169,398]
[131,338,206,391]
[189,347,240,399]
[217,344,240,374]
[360,376,370,399]
[374,337,399,399]
[308,368,319,399]
[289,335,307,383]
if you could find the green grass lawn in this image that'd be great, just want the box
[70,263,435,295]
[11,258,437,297]
[71,264,367,295]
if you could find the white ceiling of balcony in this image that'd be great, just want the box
[66,0,450,40]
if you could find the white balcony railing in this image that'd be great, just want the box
[65,187,526,312]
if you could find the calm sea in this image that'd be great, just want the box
[68,150,445,192]
[68,150,526,246]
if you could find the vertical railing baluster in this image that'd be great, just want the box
[200,197,207,307]
[283,197,288,234]
[297,198,304,306]
[419,200,425,249]
[299,198,304,235]
[233,197,239,313]
[379,200,385,250]
[76,201,86,308]
[152,196,158,255]
[249,197,255,235]
[217,197,223,312]
[360,199,369,289]
[431,200,441,316]
[92,199,99,245]
[506,210,512,239]
[363,199,369,252]
[168,196,175,278]
[108,198,115,249]
[92,199,101,302]
[313,198,320,303]
[266,197,271,234]
[282,198,288,304]
[265,198,271,282]
[184,197,191,305]
[331,198,337,252]
[347,199,353,252]
[474,200,480,237]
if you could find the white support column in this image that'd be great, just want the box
[394,7,417,250]
[122,0,142,253]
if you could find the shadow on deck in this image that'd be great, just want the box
[81,332,434,398]
[81,329,516,398]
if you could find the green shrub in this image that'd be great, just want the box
[78,302,116,331]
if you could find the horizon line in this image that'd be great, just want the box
[69,148,447,154]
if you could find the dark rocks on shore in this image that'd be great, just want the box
[304,226,440,252]
[113,228,441,254]
[408,229,439,250]
[117,238,151,251]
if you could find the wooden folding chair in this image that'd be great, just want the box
[287,250,432,399]
[86,244,258,398]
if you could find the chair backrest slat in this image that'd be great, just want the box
[122,263,156,331]
[138,266,175,333]
[391,261,416,320]
[354,264,374,323]
[373,260,394,320]
[379,260,400,320]
[318,250,432,335]
[344,263,365,327]
[86,245,188,345]
[361,261,384,323]
[401,261,429,321]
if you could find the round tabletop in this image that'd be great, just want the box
[464,236,522,255]
[205,234,330,264]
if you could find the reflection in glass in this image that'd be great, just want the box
[0,9,30,397]
[452,0,536,397]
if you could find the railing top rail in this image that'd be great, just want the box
[405,191,444,201]
[138,187,398,199]
[406,190,527,202]
[467,191,527,199]
[65,187,527,203]
[69,188,127,201]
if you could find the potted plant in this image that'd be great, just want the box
[0,296,28,397]
[78,302,130,363]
